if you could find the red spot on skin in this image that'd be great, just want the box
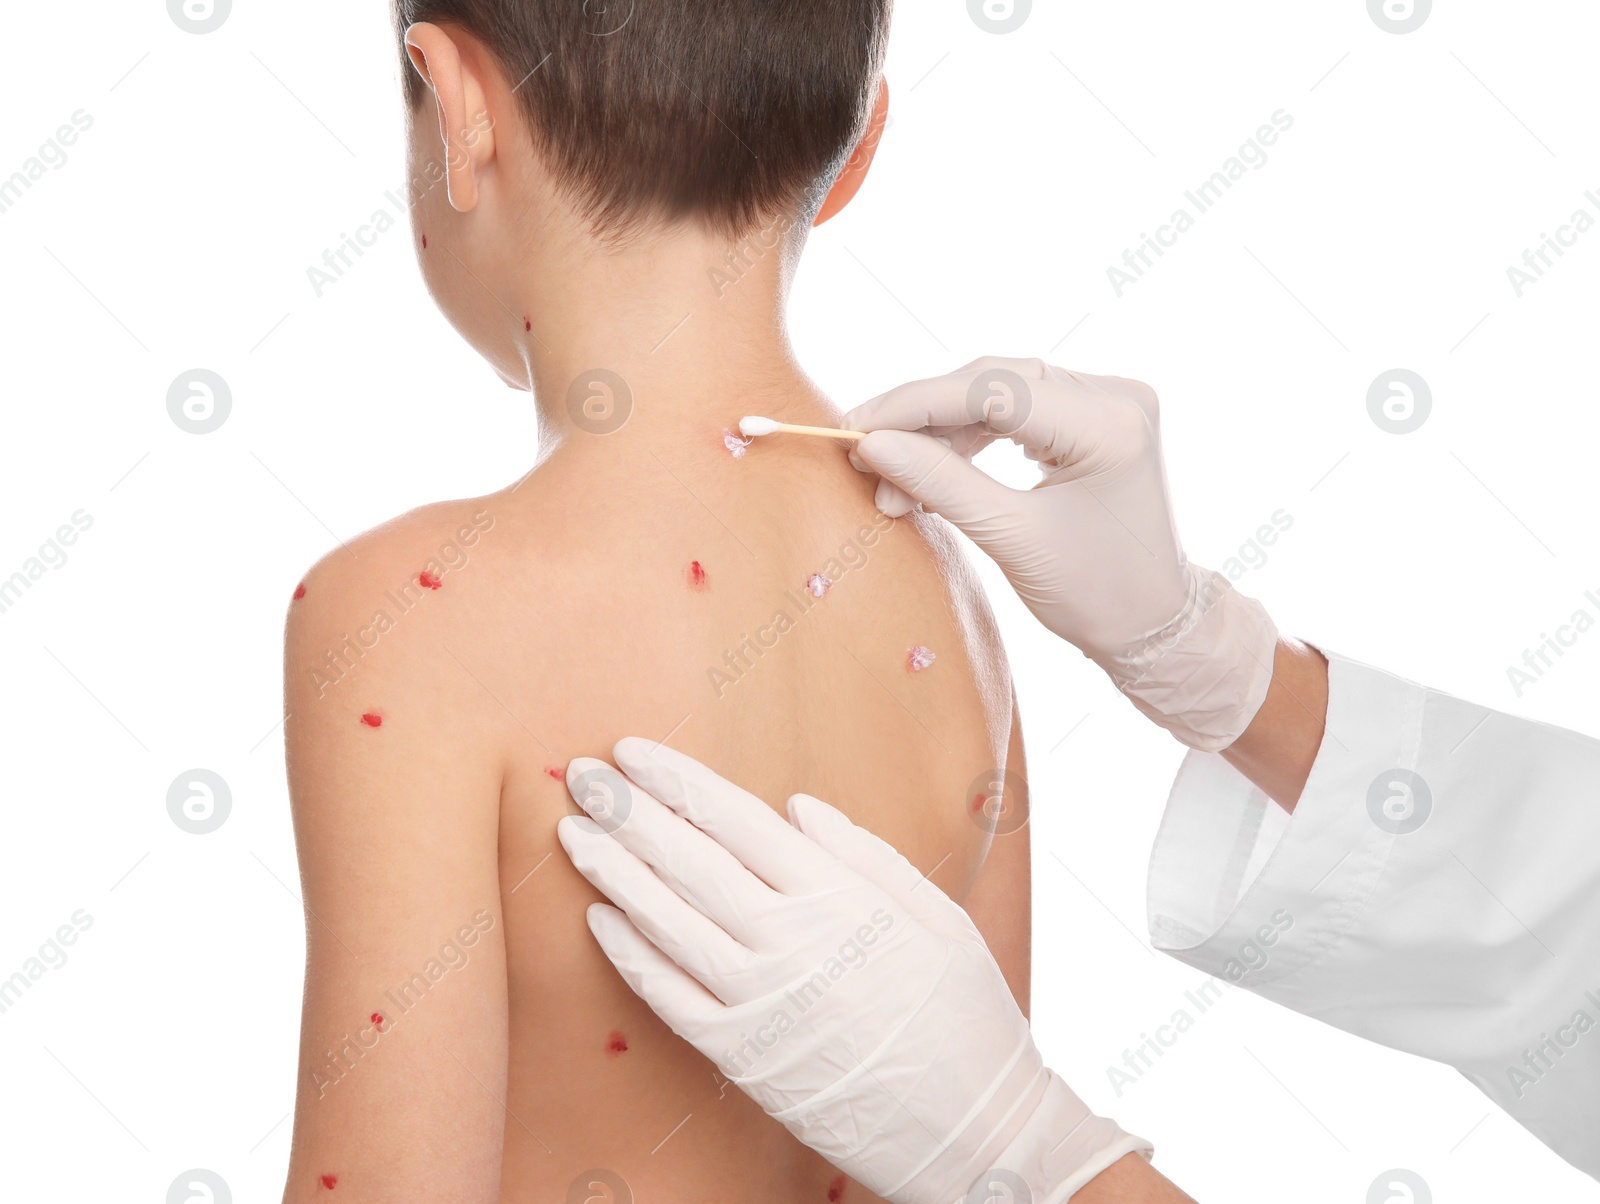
[360,712,383,728]
[687,560,708,590]
[523,318,532,332]
[605,1030,629,1057]
[421,234,427,249]
[293,582,307,600]
[371,1012,385,1031]
[827,1174,847,1201]
[320,1174,338,1190]
[545,766,564,781]
[971,793,986,814]
[419,570,443,590]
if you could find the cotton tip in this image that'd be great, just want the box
[739,415,782,437]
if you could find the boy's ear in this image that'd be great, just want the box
[813,77,890,228]
[404,22,496,213]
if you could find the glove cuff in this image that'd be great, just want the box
[891,1063,1152,1204]
[1093,563,1278,753]
[954,1071,1154,1203]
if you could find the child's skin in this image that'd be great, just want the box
[278,22,1028,1204]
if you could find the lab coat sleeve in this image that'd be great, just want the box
[1146,649,1600,1180]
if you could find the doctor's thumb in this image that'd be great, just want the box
[855,429,1012,529]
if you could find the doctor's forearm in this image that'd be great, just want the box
[1219,636,1328,813]
[1075,1152,1196,1202]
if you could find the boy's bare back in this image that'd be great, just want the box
[282,411,1027,1202]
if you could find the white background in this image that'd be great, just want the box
[2,1,1597,1200]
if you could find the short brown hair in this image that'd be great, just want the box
[394,1,891,239]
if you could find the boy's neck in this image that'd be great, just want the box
[512,217,840,454]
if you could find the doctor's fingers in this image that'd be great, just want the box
[787,793,973,943]
[612,737,842,896]
[847,359,1160,476]
[851,429,1026,533]
[873,476,919,518]
[843,357,1058,452]
[856,427,997,517]
[566,757,781,947]
[584,903,725,1036]
[558,815,756,994]
[848,424,993,471]
[844,355,1047,431]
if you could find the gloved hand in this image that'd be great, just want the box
[558,738,1152,1203]
[844,357,1277,752]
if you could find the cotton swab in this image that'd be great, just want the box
[739,415,866,443]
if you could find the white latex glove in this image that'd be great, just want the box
[557,738,1152,1203]
[844,357,1277,752]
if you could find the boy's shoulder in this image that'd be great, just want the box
[288,495,502,627]
[282,493,513,713]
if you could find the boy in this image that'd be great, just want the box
[280,4,1028,1199]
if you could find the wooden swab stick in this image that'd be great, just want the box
[739,415,866,443]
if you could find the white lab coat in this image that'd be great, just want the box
[1145,649,1600,1180]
